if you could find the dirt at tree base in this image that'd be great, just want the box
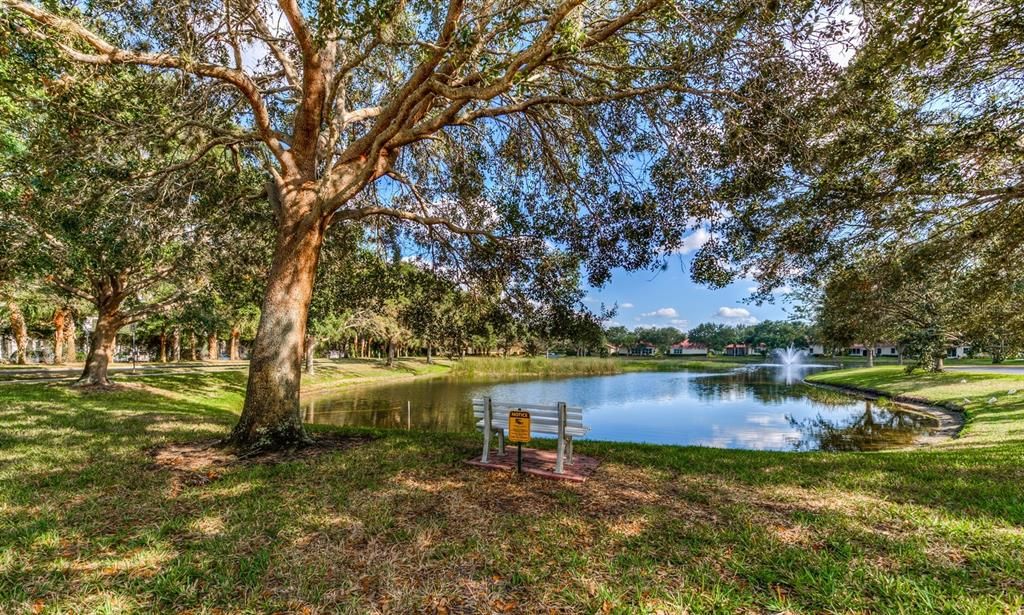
[149,433,374,493]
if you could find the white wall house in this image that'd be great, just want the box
[669,339,707,356]
[946,345,971,359]
[629,342,657,356]
[848,343,900,357]
[724,343,748,356]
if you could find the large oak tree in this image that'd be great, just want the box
[4,0,841,447]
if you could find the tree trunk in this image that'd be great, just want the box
[7,302,27,365]
[304,334,317,375]
[53,308,66,365]
[230,325,241,360]
[426,343,433,364]
[228,207,324,449]
[63,314,76,363]
[189,330,198,361]
[386,340,395,367]
[159,328,168,363]
[865,342,874,368]
[932,355,944,372]
[78,310,121,386]
[207,333,218,361]
[172,327,181,362]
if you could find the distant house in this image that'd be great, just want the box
[947,345,971,359]
[877,344,900,357]
[724,343,748,357]
[810,343,827,356]
[629,341,657,357]
[669,339,707,356]
[848,343,900,357]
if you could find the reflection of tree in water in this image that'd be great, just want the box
[689,368,857,407]
[302,379,477,432]
[787,400,936,452]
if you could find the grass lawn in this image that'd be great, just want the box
[2,366,1023,613]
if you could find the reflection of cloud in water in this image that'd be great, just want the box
[699,424,799,451]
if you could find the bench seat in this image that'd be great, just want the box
[472,397,590,474]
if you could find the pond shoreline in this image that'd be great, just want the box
[803,379,964,446]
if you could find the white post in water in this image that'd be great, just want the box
[406,400,411,430]
[555,401,567,474]
[482,397,493,463]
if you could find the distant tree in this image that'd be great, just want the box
[3,67,255,384]
[686,322,732,354]
[744,320,812,357]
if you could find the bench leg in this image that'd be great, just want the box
[555,436,565,474]
[482,398,492,463]
[555,401,567,474]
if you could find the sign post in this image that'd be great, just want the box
[507,410,531,473]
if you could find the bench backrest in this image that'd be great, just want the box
[472,398,589,436]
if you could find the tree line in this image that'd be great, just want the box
[604,321,813,356]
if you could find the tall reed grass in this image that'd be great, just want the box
[448,356,738,377]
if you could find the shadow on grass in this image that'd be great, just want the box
[1,378,1022,612]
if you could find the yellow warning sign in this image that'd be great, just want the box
[508,410,531,443]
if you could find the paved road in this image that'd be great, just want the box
[947,365,1024,376]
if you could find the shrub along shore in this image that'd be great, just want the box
[1,364,1023,612]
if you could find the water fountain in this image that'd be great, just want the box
[774,344,807,367]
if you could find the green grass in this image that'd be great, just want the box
[301,357,451,392]
[448,355,744,377]
[1,366,1023,613]
[807,366,1024,449]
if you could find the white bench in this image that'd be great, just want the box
[472,397,590,474]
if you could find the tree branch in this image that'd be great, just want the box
[5,0,296,175]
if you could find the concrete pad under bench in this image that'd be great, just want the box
[467,447,600,482]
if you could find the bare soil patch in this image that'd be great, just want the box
[149,433,374,492]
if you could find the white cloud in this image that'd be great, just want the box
[675,228,711,255]
[642,307,679,318]
[620,302,634,309]
[716,306,759,325]
[669,319,689,328]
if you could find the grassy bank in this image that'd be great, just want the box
[2,368,1024,613]
[448,355,743,377]
[807,366,1024,449]
[301,358,451,392]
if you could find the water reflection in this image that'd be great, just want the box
[301,366,937,451]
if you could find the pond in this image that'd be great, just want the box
[301,365,939,451]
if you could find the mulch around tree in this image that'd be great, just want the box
[149,434,374,492]
[466,446,601,482]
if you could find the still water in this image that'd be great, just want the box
[301,365,938,451]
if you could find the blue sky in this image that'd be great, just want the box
[584,251,798,332]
